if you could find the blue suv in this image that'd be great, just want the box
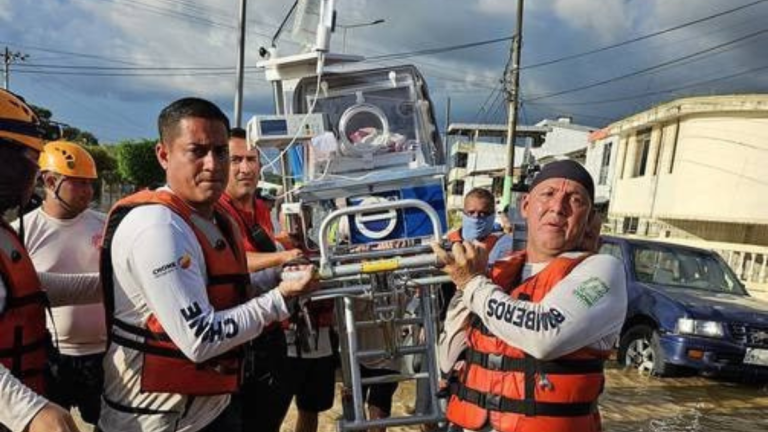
[599,235,768,378]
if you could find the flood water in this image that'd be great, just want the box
[601,366,768,432]
[291,365,768,432]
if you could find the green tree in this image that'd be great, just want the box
[29,104,99,146]
[63,127,99,146]
[30,104,52,121]
[116,139,164,189]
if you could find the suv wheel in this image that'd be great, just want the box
[618,324,674,377]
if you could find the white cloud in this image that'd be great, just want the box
[0,0,11,22]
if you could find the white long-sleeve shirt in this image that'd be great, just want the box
[439,252,626,373]
[99,202,290,432]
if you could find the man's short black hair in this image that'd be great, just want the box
[157,97,230,144]
[230,127,246,140]
[464,187,495,211]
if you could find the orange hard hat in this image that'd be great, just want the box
[39,140,98,179]
[0,88,44,152]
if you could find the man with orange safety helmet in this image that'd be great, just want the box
[433,160,627,432]
[0,88,102,432]
[12,140,106,425]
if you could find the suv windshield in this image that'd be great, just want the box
[630,243,747,295]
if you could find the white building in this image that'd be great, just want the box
[585,94,768,291]
[445,118,595,223]
[531,117,597,165]
[445,123,548,222]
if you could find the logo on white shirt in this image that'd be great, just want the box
[152,253,193,277]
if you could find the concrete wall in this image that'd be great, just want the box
[655,114,768,223]
[610,113,768,225]
[532,121,593,161]
[585,136,619,204]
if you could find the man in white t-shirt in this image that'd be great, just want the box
[12,140,106,425]
[98,97,316,432]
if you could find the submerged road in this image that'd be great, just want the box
[291,366,768,432]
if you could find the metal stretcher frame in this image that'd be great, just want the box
[306,199,449,431]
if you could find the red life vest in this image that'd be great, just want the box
[217,193,276,252]
[446,251,608,432]
[0,222,48,395]
[101,190,249,396]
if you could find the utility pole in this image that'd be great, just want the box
[234,0,248,128]
[500,0,524,211]
[3,47,28,90]
[444,96,451,151]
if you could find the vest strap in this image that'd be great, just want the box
[110,333,188,359]
[455,384,598,417]
[4,291,48,309]
[113,319,172,342]
[0,336,47,357]
[103,396,178,415]
[464,350,604,374]
[111,328,241,364]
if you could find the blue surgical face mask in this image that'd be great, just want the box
[461,213,495,241]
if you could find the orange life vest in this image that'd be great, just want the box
[446,229,500,252]
[101,190,249,396]
[446,251,608,432]
[0,222,48,395]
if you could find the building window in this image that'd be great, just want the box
[452,152,468,169]
[476,133,504,144]
[451,180,465,196]
[599,142,612,185]
[669,124,679,174]
[622,217,639,234]
[635,131,651,177]
[491,177,504,197]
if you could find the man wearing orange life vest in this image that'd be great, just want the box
[0,89,98,432]
[98,98,316,432]
[432,160,627,432]
[11,141,107,427]
[216,127,305,432]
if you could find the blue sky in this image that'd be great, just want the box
[2,0,768,143]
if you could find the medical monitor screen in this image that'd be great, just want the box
[260,119,289,136]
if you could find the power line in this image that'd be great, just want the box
[473,82,502,122]
[17,63,264,72]
[0,39,140,65]
[524,27,768,102]
[364,36,512,62]
[527,63,768,107]
[522,0,768,70]
[11,69,249,77]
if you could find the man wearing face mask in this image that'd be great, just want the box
[414,188,509,429]
[448,188,499,251]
